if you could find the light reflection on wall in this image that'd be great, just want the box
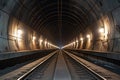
[9,18,58,51]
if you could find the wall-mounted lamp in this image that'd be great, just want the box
[17,29,22,35]
[48,42,50,45]
[33,36,36,40]
[40,39,43,42]
[99,28,104,33]
[73,42,75,44]
[80,38,83,41]
[17,29,23,39]
[86,34,90,38]
[45,41,47,44]
[76,40,78,43]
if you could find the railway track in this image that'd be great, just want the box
[63,51,106,80]
[17,50,106,80]
[17,51,58,80]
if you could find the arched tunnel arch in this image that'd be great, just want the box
[0,0,120,52]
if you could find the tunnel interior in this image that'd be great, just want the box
[0,0,120,52]
[1,1,120,79]
[10,0,99,46]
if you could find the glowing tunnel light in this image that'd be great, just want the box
[99,28,104,33]
[17,29,23,39]
[17,29,23,35]
[45,41,47,44]
[80,38,83,41]
[86,34,90,38]
[48,42,50,45]
[33,36,36,40]
[76,40,78,43]
[40,39,43,42]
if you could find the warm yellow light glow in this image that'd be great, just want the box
[17,29,23,35]
[33,36,36,40]
[17,29,23,39]
[40,39,43,42]
[49,43,51,45]
[99,28,104,33]
[76,40,78,43]
[87,34,90,38]
[80,38,83,41]
[48,42,50,45]
[45,41,47,44]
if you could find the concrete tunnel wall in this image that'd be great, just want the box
[64,0,120,52]
[1,0,120,53]
[0,0,56,53]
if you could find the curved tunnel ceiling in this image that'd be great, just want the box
[11,0,103,46]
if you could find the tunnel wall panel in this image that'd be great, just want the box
[93,16,111,52]
[8,17,40,51]
[102,0,120,12]
[17,21,29,50]
[8,18,19,51]
[1,0,16,14]
[111,7,120,52]
[0,11,9,52]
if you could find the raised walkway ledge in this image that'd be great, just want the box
[0,49,56,60]
[66,49,120,61]
[0,49,57,69]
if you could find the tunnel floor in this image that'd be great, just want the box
[0,50,120,80]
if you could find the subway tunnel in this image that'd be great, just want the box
[0,0,120,80]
